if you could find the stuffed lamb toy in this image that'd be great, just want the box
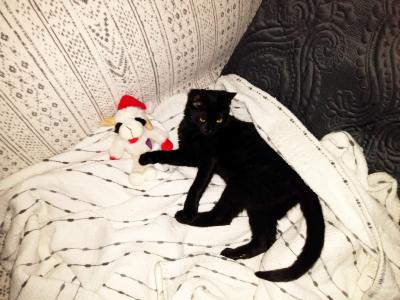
[101,95,173,185]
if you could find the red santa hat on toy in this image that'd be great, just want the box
[118,95,147,110]
[115,95,148,123]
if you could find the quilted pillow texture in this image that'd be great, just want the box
[0,0,261,179]
[222,0,400,186]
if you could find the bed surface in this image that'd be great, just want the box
[0,75,399,299]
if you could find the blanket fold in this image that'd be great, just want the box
[0,75,399,300]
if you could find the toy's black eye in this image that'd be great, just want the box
[199,117,206,123]
[216,117,223,124]
[115,122,123,133]
[135,117,146,126]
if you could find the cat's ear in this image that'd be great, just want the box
[188,89,204,109]
[221,91,236,107]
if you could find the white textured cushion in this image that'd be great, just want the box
[0,0,261,178]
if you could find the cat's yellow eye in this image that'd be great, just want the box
[199,117,206,123]
[216,117,223,124]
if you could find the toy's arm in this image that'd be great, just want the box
[109,135,125,160]
[146,127,173,151]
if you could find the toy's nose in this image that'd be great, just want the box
[128,137,139,144]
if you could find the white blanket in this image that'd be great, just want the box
[0,75,399,300]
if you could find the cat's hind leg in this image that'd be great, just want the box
[221,209,277,260]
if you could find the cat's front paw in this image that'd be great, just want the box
[139,152,157,165]
[175,209,196,225]
[220,247,247,260]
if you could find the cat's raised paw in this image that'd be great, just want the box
[175,209,196,225]
[139,152,155,165]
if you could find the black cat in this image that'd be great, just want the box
[139,89,325,282]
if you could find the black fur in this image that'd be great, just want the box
[139,89,325,281]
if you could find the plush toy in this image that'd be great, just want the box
[101,95,173,185]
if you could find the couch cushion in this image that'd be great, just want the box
[0,0,261,179]
[222,0,400,185]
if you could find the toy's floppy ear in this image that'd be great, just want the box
[100,116,116,127]
[144,116,153,130]
[114,122,123,133]
[135,117,146,126]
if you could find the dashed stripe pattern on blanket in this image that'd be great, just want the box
[0,77,399,299]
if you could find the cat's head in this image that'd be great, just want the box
[185,89,236,136]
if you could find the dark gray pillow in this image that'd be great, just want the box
[222,0,400,186]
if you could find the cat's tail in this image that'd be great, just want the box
[255,187,325,282]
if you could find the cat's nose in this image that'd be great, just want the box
[206,128,215,134]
